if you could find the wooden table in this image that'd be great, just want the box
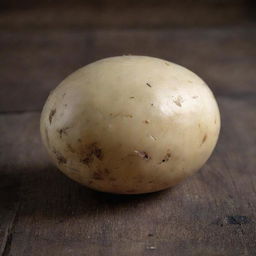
[1,26,256,255]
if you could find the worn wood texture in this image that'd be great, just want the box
[0,0,255,29]
[1,28,256,112]
[0,95,256,255]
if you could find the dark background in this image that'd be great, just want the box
[0,1,256,255]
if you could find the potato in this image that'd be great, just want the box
[40,56,220,194]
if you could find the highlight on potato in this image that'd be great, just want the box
[40,56,220,194]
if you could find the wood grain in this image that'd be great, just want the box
[1,28,256,112]
[0,96,256,255]
[0,0,254,29]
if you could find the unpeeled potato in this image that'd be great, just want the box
[40,56,220,194]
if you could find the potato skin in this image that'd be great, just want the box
[40,56,220,194]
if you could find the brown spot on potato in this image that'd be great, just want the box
[81,156,92,165]
[130,96,135,99]
[49,109,56,124]
[134,150,151,160]
[78,139,82,143]
[144,120,150,124]
[173,96,183,107]
[104,169,110,175]
[93,171,104,180]
[146,83,152,87]
[202,134,207,144]
[151,103,154,106]
[160,152,171,163]
[58,127,70,138]
[67,144,75,153]
[64,104,68,107]
[53,149,67,165]
[81,143,103,165]
[93,147,103,160]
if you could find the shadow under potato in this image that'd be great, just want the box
[0,163,170,220]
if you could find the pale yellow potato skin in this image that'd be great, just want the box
[40,56,220,194]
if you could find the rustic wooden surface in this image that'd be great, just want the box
[1,2,256,253]
[0,0,255,29]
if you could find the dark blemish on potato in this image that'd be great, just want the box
[148,180,154,184]
[173,96,183,107]
[144,120,150,124]
[57,155,66,165]
[81,143,103,165]
[160,152,171,163]
[81,156,92,165]
[49,109,56,124]
[58,127,70,138]
[64,104,68,107]
[151,103,154,106]
[93,171,104,180]
[93,147,103,160]
[134,150,151,160]
[130,97,135,99]
[202,134,207,144]
[104,169,110,175]
[78,138,82,143]
[146,83,152,88]
[192,95,198,99]
[148,233,154,237]
[45,128,50,147]
[67,144,75,153]
[53,149,67,165]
